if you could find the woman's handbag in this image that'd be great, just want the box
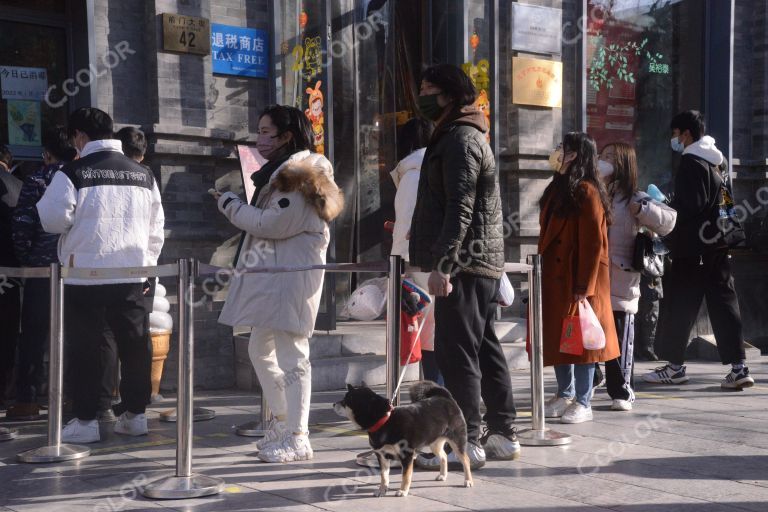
[632,231,669,278]
[559,303,584,355]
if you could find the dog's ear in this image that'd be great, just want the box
[346,383,354,391]
[360,380,368,388]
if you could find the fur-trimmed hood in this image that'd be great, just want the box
[273,161,344,223]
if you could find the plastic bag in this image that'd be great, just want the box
[579,300,606,351]
[340,277,388,321]
[497,273,515,307]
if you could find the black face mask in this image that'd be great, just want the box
[417,94,444,121]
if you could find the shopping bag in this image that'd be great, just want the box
[497,273,515,307]
[578,299,606,351]
[559,303,584,355]
[400,310,423,365]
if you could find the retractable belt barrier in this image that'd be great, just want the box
[0,253,563,498]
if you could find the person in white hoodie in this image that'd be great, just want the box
[643,110,753,389]
[597,142,676,411]
[389,118,442,384]
[37,108,164,443]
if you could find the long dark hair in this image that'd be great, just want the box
[259,105,315,153]
[397,117,433,161]
[602,142,638,201]
[421,64,477,106]
[540,132,612,224]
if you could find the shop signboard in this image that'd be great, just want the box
[211,24,268,78]
[0,66,48,100]
[510,3,562,55]
[512,57,563,108]
[162,13,211,55]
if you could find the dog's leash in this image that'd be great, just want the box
[390,302,433,403]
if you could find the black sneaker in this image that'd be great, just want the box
[642,364,689,384]
[97,408,117,422]
[480,426,521,461]
[722,367,755,389]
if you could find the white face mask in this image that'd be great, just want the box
[597,159,614,178]
[670,136,685,153]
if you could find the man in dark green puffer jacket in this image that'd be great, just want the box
[409,64,519,471]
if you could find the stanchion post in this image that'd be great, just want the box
[386,254,402,406]
[17,263,91,462]
[518,255,571,446]
[236,393,271,437]
[143,259,224,499]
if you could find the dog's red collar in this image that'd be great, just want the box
[367,405,394,433]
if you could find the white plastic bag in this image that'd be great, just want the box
[579,300,606,350]
[497,273,515,307]
[340,277,388,321]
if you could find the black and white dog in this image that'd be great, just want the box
[334,381,473,497]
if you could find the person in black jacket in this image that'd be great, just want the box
[643,111,752,389]
[0,144,21,410]
[6,128,77,420]
[409,65,518,471]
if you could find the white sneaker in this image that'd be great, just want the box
[642,364,689,384]
[62,418,100,443]
[481,427,521,461]
[114,412,148,436]
[258,433,313,463]
[560,403,593,424]
[256,418,287,451]
[544,396,573,418]
[610,399,633,411]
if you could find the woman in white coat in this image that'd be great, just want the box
[390,118,443,384]
[597,142,676,411]
[216,105,344,462]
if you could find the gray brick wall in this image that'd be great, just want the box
[94,0,271,390]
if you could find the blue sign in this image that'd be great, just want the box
[211,24,268,78]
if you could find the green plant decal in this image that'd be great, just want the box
[588,34,664,91]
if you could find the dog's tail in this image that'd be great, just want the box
[409,380,454,402]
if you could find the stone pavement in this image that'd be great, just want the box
[1,359,767,512]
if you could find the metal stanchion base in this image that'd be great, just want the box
[235,421,267,437]
[17,444,91,463]
[159,407,216,423]
[517,428,572,446]
[355,450,401,469]
[143,474,225,500]
[0,427,18,441]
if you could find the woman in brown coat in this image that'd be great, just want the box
[539,132,620,424]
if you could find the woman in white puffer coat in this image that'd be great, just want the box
[216,105,343,463]
[597,142,677,411]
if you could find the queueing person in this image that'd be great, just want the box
[409,64,520,470]
[540,132,620,424]
[7,127,77,419]
[644,111,753,389]
[597,142,676,411]
[37,108,165,443]
[0,144,21,411]
[389,117,442,385]
[215,105,344,463]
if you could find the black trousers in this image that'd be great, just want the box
[65,283,150,420]
[434,273,516,442]
[655,249,745,366]
[0,279,20,399]
[606,312,635,401]
[16,278,50,403]
[635,275,662,357]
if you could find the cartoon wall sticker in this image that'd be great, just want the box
[305,80,325,155]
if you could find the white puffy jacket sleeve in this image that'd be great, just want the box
[37,171,77,235]
[146,181,165,265]
[635,194,677,237]
[217,191,310,240]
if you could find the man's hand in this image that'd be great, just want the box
[428,270,453,297]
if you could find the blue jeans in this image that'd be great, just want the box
[554,363,596,407]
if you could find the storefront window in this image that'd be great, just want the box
[0,19,68,159]
[586,0,704,190]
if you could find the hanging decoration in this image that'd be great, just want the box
[470,32,480,54]
[305,81,325,155]
[299,10,308,30]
